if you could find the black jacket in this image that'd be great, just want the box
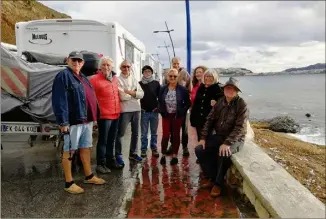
[158,84,190,118]
[139,80,161,112]
[190,83,224,128]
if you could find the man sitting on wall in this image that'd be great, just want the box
[195,77,249,197]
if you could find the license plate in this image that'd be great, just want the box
[1,124,39,133]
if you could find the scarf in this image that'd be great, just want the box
[105,71,113,82]
[141,74,154,84]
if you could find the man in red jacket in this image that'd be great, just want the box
[90,57,123,173]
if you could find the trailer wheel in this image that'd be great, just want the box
[28,135,37,147]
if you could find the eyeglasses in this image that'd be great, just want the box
[71,58,83,63]
[169,75,177,78]
[122,65,131,69]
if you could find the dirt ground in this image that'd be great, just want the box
[252,122,326,204]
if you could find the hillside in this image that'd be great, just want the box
[283,63,326,73]
[1,0,70,45]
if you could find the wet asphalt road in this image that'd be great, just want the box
[1,130,141,218]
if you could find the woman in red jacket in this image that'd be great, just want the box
[90,57,122,173]
[190,66,207,107]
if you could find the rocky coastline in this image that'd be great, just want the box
[251,116,326,204]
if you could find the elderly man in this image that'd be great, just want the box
[165,57,191,156]
[115,60,144,165]
[52,51,105,194]
[90,56,123,173]
[196,77,248,198]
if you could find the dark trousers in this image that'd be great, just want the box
[195,126,203,142]
[115,112,140,156]
[161,114,183,155]
[96,118,119,165]
[195,134,232,186]
[169,115,188,149]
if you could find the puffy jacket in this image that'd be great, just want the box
[89,71,121,120]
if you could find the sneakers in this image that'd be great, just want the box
[107,159,124,169]
[64,183,84,194]
[160,156,166,165]
[152,148,160,158]
[210,185,222,198]
[96,164,111,174]
[141,151,147,158]
[129,153,143,162]
[170,157,178,165]
[84,175,106,185]
[116,155,125,167]
[183,147,190,157]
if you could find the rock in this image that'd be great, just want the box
[305,113,311,118]
[268,116,300,133]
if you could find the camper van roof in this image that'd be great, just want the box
[16,19,145,52]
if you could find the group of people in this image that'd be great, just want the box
[52,51,249,197]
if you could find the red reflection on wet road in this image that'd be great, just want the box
[127,121,240,218]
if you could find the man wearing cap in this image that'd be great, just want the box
[195,77,249,198]
[139,65,161,158]
[52,51,105,194]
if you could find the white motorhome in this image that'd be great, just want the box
[15,19,146,81]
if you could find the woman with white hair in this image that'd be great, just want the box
[190,68,224,141]
[89,56,123,173]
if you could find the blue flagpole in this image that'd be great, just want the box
[185,0,191,75]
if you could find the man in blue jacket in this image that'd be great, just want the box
[52,51,105,194]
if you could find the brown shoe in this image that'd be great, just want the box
[210,185,222,198]
[64,183,84,194]
[84,175,106,185]
[200,179,214,189]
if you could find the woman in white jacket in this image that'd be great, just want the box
[115,60,144,166]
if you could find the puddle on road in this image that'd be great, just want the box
[127,155,241,218]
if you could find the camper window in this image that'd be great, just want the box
[125,40,134,63]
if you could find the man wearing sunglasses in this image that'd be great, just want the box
[52,51,105,194]
[115,60,144,165]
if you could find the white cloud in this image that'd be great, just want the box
[38,1,325,72]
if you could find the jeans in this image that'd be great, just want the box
[115,111,140,156]
[195,134,233,186]
[96,119,119,165]
[161,114,183,155]
[141,111,159,152]
[63,122,93,152]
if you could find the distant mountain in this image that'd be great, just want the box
[283,63,326,72]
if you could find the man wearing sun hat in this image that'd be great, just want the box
[52,51,105,194]
[195,77,249,198]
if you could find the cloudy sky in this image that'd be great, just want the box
[39,1,325,72]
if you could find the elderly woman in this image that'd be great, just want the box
[190,68,224,141]
[190,66,208,107]
[89,57,122,173]
[158,68,190,165]
[195,77,248,198]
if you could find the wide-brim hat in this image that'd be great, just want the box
[222,77,242,92]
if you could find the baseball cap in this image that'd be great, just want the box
[68,51,84,60]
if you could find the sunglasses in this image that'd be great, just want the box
[71,58,83,63]
[169,75,178,79]
[122,65,131,69]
